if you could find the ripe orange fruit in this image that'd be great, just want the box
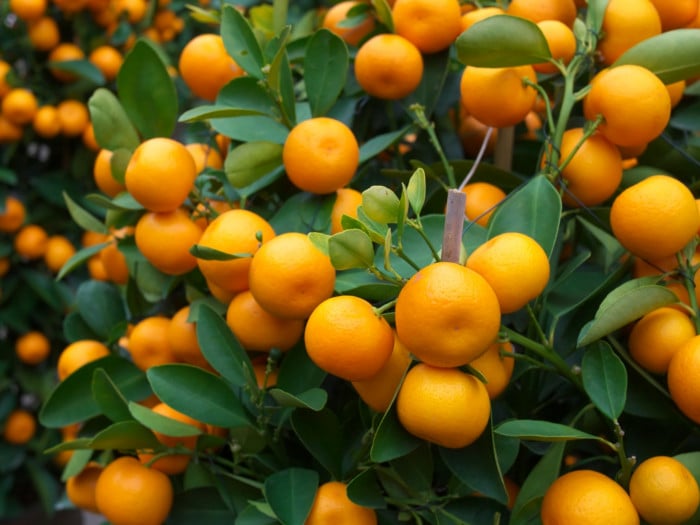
[185,142,223,173]
[196,209,276,294]
[1,88,39,126]
[225,290,305,352]
[128,316,177,371]
[82,122,99,151]
[609,174,700,260]
[48,43,85,82]
[534,20,577,74]
[352,333,412,413]
[596,0,661,65]
[306,481,377,525]
[32,105,61,138]
[0,61,12,98]
[629,455,700,525]
[469,340,515,399]
[138,402,204,475]
[540,469,639,524]
[124,137,197,212]
[553,128,623,207]
[506,0,578,26]
[88,45,123,82]
[56,99,89,137]
[27,16,60,51]
[14,224,49,260]
[466,232,550,314]
[178,34,244,101]
[135,208,203,275]
[354,34,424,100]
[167,306,211,370]
[650,0,697,30]
[584,65,671,147]
[9,0,47,21]
[460,181,506,227]
[395,261,501,367]
[248,232,336,320]
[0,115,23,143]
[668,335,700,423]
[93,148,126,197]
[0,196,26,233]
[3,409,37,445]
[667,80,686,109]
[0,257,9,278]
[396,363,491,448]
[66,462,103,513]
[628,307,696,374]
[114,0,147,23]
[460,65,538,128]
[99,236,129,285]
[305,295,394,381]
[57,340,111,380]
[392,0,463,54]
[282,117,359,194]
[322,1,376,46]
[460,6,505,32]
[95,456,173,525]
[44,235,76,273]
[330,187,363,234]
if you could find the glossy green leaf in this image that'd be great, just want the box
[269,193,334,235]
[276,343,326,395]
[117,39,177,139]
[92,368,132,422]
[88,420,161,450]
[347,470,387,509]
[268,388,327,411]
[495,419,601,442]
[216,76,278,116]
[328,229,375,270]
[75,280,126,340]
[456,15,551,67]
[47,59,104,84]
[370,407,421,463]
[582,342,627,421]
[362,186,400,224]
[63,192,107,235]
[190,244,250,261]
[213,115,289,145]
[264,468,318,525]
[510,442,565,523]
[487,174,561,256]
[179,105,267,123]
[358,126,413,163]
[88,88,140,151]
[267,33,296,126]
[147,364,252,428]
[221,5,265,79]
[225,141,284,189]
[129,401,203,437]
[56,242,108,281]
[291,409,343,479]
[614,29,700,84]
[305,29,349,117]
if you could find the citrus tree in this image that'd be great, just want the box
[27,0,700,524]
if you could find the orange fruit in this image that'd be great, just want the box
[93,148,126,197]
[282,117,359,194]
[185,142,223,173]
[248,232,336,320]
[14,224,49,260]
[252,357,278,388]
[167,306,211,370]
[330,187,363,234]
[469,340,515,399]
[466,232,550,314]
[354,34,424,100]
[629,455,700,525]
[306,481,377,525]
[392,0,462,54]
[506,0,578,26]
[0,196,26,233]
[27,16,60,51]
[88,45,123,82]
[134,208,203,275]
[540,469,639,524]
[138,402,204,475]
[650,0,698,30]
[534,20,577,74]
[57,340,111,380]
[44,234,76,273]
[1,88,39,126]
[597,0,662,65]
[9,0,47,21]
[82,230,109,248]
[584,65,671,148]
[322,1,376,46]
[609,174,700,260]
[178,34,244,101]
[48,43,85,82]
[460,65,538,128]
[396,363,491,448]
[124,137,197,212]
[666,80,686,109]
[460,181,506,227]
[460,6,505,32]
[0,61,12,98]
[225,290,305,352]
[352,333,412,413]
[56,99,90,136]
[100,237,129,285]
[304,295,394,381]
[3,409,36,445]
[15,331,51,365]
[66,462,103,513]
[196,209,276,294]
[114,0,147,23]
[395,261,501,367]
[82,122,100,151]
[0,115,23,143]
[87,256,109,281]
[0,258,10,278]
[32,105,62,138]
[668,335,700,423]
[128,317,177,371]
[95,456,173,525]
[553,128,623,207]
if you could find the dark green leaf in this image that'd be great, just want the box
[179,105,266,123]
[88,88,140,151]
[264,468,318,525]
[267,37,296,125]
[63,192,108,235]
[268,192,334,235]
[495,420,601,442]
[88,420,161,450]
[225,141,284,190]
[211,115,289,144]
[359,126,413,163]
[291,409,343,479]
[221,5,265,79]
[510,442,565,523]
[129,401,203,436]
[268,388,327,411]
[276,343,327,395]
[168,487,237,525]
[215,76,278,116]
[190,244,250,261]
[56,242,108,281]
[75,280,126,340]
[92,368,132,422]
[347,470,387,509]
[581,342,627,421]
[370,407,421,463]
[48,59,104,84]
[305,29,349,117]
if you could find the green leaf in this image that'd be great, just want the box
[147,364,252,428]
[362,186,400,224]
[370,0,394,32]
[614,29,700,84]
[487,174,561,256]
[495,420,601,442]
[581,342,627,421]
[358,126,413,164]
[75,280,126,340]
[586,0,609,34]
[267,33,296,125]
[221,5,265,79]
[88,88,140,151]
[456,15,551,67]
[406,168,426,216]
[216,76,278,117]
[264,468,318,525]
[92,369,132,422]
[577,282,678,346]
[190,245,250,261]
[269,192,334,235]
[129,401,203,437]
[56,242,108,281]
[347,470,387,509]
[305,29,349,117]
[291,409,343,479]
[117,39,177,139]
[88,420,161,450]
[370,407,421,463]
[48,59,104,84]
[63,192,108,234]
[179,105,267,123]
[328,229,375,270]
[268,388,327,411]
[510,442,565,523]
[276,343,326,395]
[225,141,284,189]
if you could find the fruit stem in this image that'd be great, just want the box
[613,420,635,489]
[441,189,466,263]
[410,103,456,188]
